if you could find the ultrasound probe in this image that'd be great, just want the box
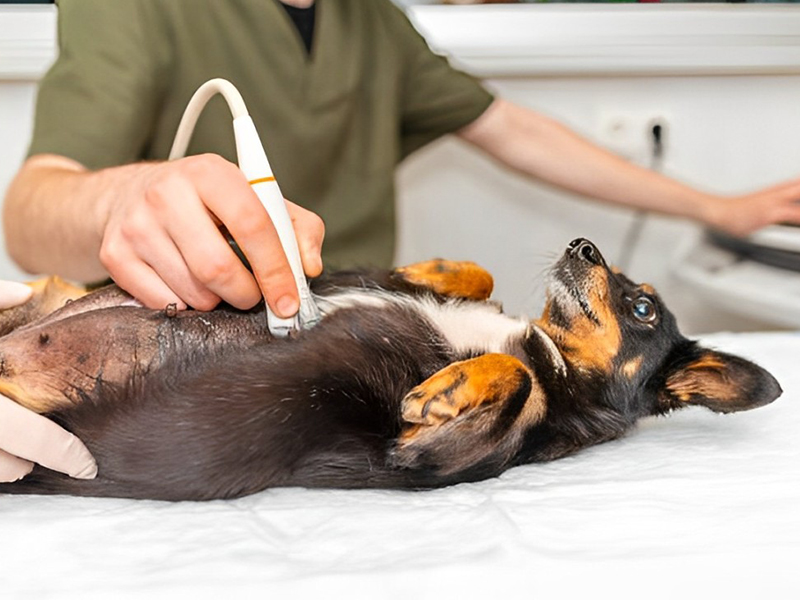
[168,78,321,337]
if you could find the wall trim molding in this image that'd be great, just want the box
[409,5,800,77]
[0,6,56,81]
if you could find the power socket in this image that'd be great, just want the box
[595,112,669,166]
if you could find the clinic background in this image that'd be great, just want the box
[2,2,800,334]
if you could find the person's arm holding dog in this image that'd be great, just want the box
[458,99,800,236]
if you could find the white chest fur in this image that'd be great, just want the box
[316,289,529,355]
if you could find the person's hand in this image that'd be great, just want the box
[706,178,800,237]
[99,154,325,313]
[0,280,97,482]
[0,393,97,482]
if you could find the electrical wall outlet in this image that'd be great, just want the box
[595,112,669,165]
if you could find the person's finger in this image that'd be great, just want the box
[765,178,800,199]
[185,156,300,317]
[774,203,800,226]
[154,176,260,309]
[0,395,97,479]
[130,217,225,311]
[111,176,220,310]
[234,222,299,318]
[0,448,34,483]
[100,238,187,311]
[286,200,325,277]
[0,281,33,310]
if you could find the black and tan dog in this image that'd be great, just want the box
[0,239,782,500]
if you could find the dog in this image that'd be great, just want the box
[0,238,782,500]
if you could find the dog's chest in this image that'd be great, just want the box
[316,290,528,355]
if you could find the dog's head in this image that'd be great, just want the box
[535,238,782,418]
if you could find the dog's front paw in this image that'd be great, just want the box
[399,354,534,438]
[392,355,539,475]
[400,370,467,427]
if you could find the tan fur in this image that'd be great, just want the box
[667,354,735,403]
[639,284,656,296]
[0,277,92,412]
[0,277,88,337]
[400,353,545,436]
[536,269,622,373]
[394,260,494,301]
[622,356,643,379]
[686,356,726,371]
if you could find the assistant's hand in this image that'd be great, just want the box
[706,178,800,237]
[99,154,324,313]
[0,394,97,482]
[0,280,97,482]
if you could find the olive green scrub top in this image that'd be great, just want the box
[28,0,494,268]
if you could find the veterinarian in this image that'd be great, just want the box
[2,0,800,483]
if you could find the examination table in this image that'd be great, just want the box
[1,331,798,599]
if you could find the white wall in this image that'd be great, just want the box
[0,81,38,281]
[0,5,56,281]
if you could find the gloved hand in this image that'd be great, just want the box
[0,280,97,482]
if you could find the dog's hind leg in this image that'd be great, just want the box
[392,260,494,301]
[0,295,268,415]
[391,354,546,477]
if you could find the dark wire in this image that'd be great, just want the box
[616,122,664,271]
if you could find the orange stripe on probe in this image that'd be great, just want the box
[248,176,276,185]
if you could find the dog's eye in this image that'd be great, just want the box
[631,297,657,323]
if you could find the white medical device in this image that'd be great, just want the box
[168,78,321,337]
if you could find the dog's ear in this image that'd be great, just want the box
[657,344,782,413]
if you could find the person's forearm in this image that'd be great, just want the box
[3,154,136,281]
[459,100,724,227]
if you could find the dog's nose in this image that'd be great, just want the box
[568,238,602,266]
[567,238,584,250]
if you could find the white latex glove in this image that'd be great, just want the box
[0,280,97,482]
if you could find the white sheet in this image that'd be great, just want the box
[2,332,799,599]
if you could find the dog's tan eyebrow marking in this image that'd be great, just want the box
[621,356,643,379]
[639,284,656,296]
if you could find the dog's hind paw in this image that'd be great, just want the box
[393,260,494,301]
